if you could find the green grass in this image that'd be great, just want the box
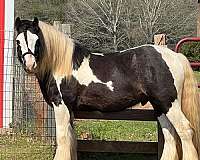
[0,120,157,160]
[75,120,157,160]
[0,134,54,160]
[75,120,157,142]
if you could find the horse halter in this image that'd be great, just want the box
[20,51,36,65]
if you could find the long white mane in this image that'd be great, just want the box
[38,21,74,78]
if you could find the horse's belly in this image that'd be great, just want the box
[76,84,139,112]
[77,96,138,111]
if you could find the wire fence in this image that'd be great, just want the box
[0,27,56,159]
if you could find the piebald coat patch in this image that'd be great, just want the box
[72,56,114,91]
[53,75,64,94]
[152,45,184,94]
[91,53,104,56]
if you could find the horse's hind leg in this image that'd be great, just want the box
[166,99,198,160]
[158,114,179,160]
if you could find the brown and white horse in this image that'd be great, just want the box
[15,17,200,160]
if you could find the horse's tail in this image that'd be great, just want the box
[177,53,200,156]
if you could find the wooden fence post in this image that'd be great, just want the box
[45,21,71,137]
[53,21,62,31]
[157,122,164,160]
[154,33,165,159]
[62,23,71,37]
[53,21,71,37]
[154,34,166,47]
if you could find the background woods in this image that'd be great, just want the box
[15,0,197,51]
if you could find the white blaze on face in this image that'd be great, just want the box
[72,56,114,91]
[16,30,39,71]
[16,33,28,54]
[27,30,39,53]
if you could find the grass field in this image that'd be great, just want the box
[75,120,157,142]
[0,71,199,160]
[0,120,157,160]
[76,120,157,160]
[0,134,54,160]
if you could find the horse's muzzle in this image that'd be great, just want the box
[24,53,37,73]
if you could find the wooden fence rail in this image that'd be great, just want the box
[74,109,164,158]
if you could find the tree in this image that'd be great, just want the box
[68,0,132,51]
[15,0,70,22]
[134,0,197,43]
[15,0,197,50]
[68,0,197,49]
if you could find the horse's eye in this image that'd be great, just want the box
[16,40,20,45]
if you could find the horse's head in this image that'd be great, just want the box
[15,17,41,73]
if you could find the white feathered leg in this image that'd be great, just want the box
[53,102,77,160]
[166,100,198,160]
[158,114,179,160]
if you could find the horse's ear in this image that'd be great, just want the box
[15,17,21,31]
[33,17,39,26]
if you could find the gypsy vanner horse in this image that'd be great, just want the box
[15,17,200,160]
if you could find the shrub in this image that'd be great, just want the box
[180,42,200,62]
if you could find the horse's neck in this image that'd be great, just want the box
[36,44,90,82]
[72,43,91,70]
[35,70,53,104]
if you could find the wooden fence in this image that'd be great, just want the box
[74,109,164,159]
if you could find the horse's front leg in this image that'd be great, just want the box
[53,101,77,160]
